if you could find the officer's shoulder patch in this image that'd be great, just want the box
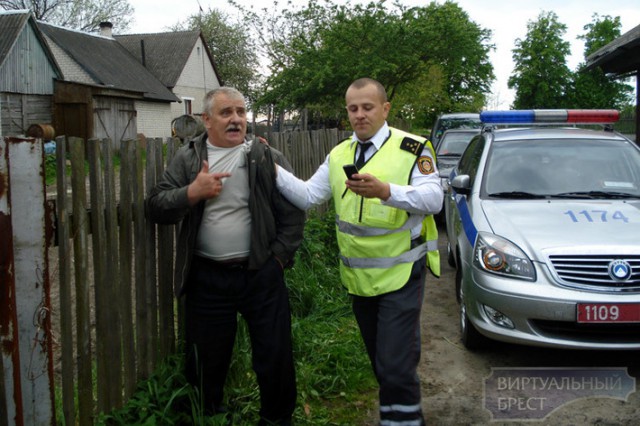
[400,137,424,156]
[417,156,434,175]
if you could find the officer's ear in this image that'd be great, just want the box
[383,101,391,118]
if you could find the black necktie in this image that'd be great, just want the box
[356,142,373,170]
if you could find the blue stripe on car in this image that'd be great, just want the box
[454,191,477,247]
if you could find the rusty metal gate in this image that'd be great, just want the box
[0,136,54,426]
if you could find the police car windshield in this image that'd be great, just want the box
[484,138,640,198]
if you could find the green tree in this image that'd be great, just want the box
[238,0,494,129]
[394,1,493,126]
[0,0,133,32]
[508,11,572,109]
[569,14,633,109]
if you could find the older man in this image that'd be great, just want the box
[146,87,305,425]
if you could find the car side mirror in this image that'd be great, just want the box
[450,174,471,195]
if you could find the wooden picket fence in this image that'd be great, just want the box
[1,128,349,426]
[51,135,182,426]
[267,128,352,180]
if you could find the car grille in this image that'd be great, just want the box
[548,255,640,291]
[532,320,640,344]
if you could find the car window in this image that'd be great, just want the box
[436,118,481,136]
[437,132,477,155]
[484,138,640,196]
[430,114,481,145]
[456,135,485,185]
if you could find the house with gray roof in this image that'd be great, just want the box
[40,21,180,143]
[0,10,62,138]
[2,12,222,142]
[115,30,221,131]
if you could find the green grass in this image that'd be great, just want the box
[93,208,377,425]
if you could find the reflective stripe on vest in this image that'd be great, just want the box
[339,240,437,269]
[336,214,423,237]
[422,214,441,277]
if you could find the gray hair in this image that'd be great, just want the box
[202,87,246,115]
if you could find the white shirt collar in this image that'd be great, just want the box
[350,122,390,150]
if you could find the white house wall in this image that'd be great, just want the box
[171,37,220,118]
[136,101,172,138]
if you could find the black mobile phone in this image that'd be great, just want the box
[343,164,359,180]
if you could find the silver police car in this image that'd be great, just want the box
[445,109,640,350]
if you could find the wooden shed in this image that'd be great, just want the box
[39,21,179,147]
[53,80,145,143]
[0,11,62,138]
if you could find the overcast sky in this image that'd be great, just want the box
[128,0,640,109]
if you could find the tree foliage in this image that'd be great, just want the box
[175,8,259,104]
[236,0,494,129]
[508,11,572,109]
[394,1,494,126]
[579,13,621,57]
[0,0,133,32]
[569,14,633,109]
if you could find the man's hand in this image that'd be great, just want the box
[187,161,232,205]
[345,173,391,201]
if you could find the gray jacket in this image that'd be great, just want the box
[145,133,306,296]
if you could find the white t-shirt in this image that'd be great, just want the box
[194,140,252,261]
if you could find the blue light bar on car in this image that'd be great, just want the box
[480,109,619,124]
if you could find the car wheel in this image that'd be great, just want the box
[447,242,456,268]
[458,269,488,350]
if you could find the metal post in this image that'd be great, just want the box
[3,137,54,425]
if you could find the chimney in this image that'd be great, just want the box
[140,39,146,66]
[99,21,113,38]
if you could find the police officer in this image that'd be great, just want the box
[275,77,443,425]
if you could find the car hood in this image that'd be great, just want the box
[481,199,640,259]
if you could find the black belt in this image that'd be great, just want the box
[194,255,249,270]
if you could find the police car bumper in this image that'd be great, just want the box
[464,264,640,350]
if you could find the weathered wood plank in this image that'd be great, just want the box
[69,136,93,425]
[55,135,75,426]
[102,138,123,408]
[119,139,137,396]
[133,138,149,379]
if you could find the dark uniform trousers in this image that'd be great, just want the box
[352,249,427,426]
[184,255,296,425]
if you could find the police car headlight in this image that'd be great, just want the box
[473,232,536,281]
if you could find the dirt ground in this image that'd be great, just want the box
[363,223,640,425]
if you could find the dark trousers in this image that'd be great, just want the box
[184,255,296,424]
[352,256,427,425]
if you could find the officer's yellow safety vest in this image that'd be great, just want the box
[329,128,440,297]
